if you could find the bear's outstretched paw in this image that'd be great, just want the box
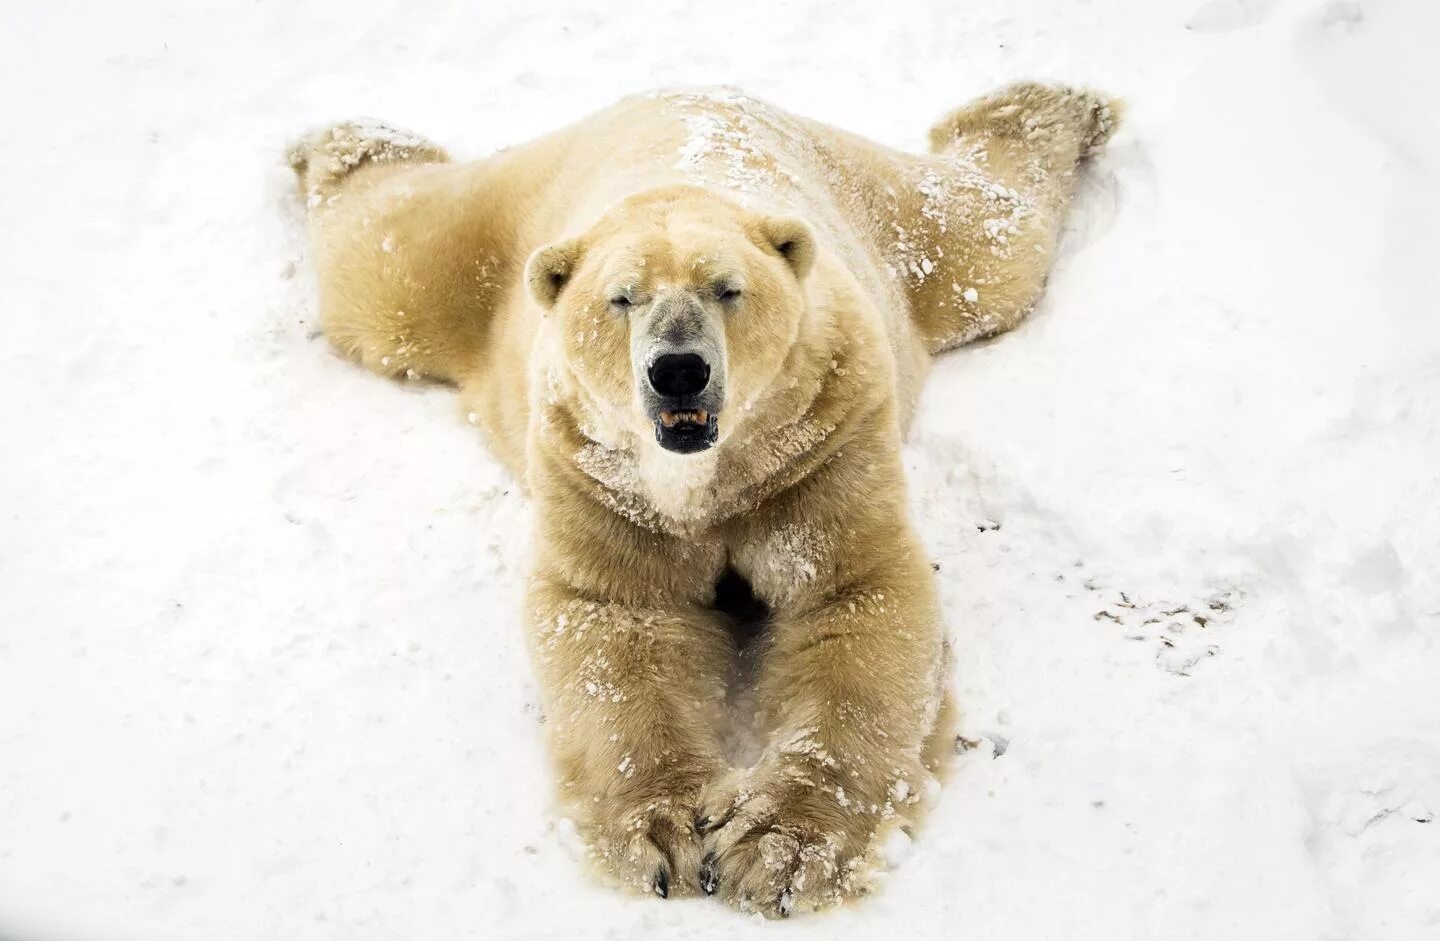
[587,794,708,899]
[286,120,448,203]
[698,767,883,918]
[930,81,1124,160]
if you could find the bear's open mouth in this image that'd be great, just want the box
[654,409,718,454]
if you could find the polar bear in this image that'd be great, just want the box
[290,83,1119,917]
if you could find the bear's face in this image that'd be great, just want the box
[526,189,814,455]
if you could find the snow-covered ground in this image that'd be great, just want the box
[2,0,1437,938]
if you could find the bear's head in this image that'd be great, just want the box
[524,186,814,455]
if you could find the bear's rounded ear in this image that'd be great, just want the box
[756,216,816,280]
[524,239,583,309]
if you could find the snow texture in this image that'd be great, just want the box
[1,0,1438,939]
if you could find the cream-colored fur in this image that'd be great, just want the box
[289,83,1119,917]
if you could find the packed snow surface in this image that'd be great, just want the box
[1,0,1437,938]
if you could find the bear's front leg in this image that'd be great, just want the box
[530,578,733,896]
[705,488,947,916]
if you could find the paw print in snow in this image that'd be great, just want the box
[1091,589,1239,675]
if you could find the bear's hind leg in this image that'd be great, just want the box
[928,82,1122,197]
[288,122,507,388]
[912,83,1122,353]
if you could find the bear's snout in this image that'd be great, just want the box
[645,352,721,454]
[647,352,711,398]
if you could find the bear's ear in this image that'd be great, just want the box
[755,216,816,280]
[524,239,583,309]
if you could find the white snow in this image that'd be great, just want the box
[2,1,1438,939]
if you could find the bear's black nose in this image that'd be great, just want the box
[648,353,710,398]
